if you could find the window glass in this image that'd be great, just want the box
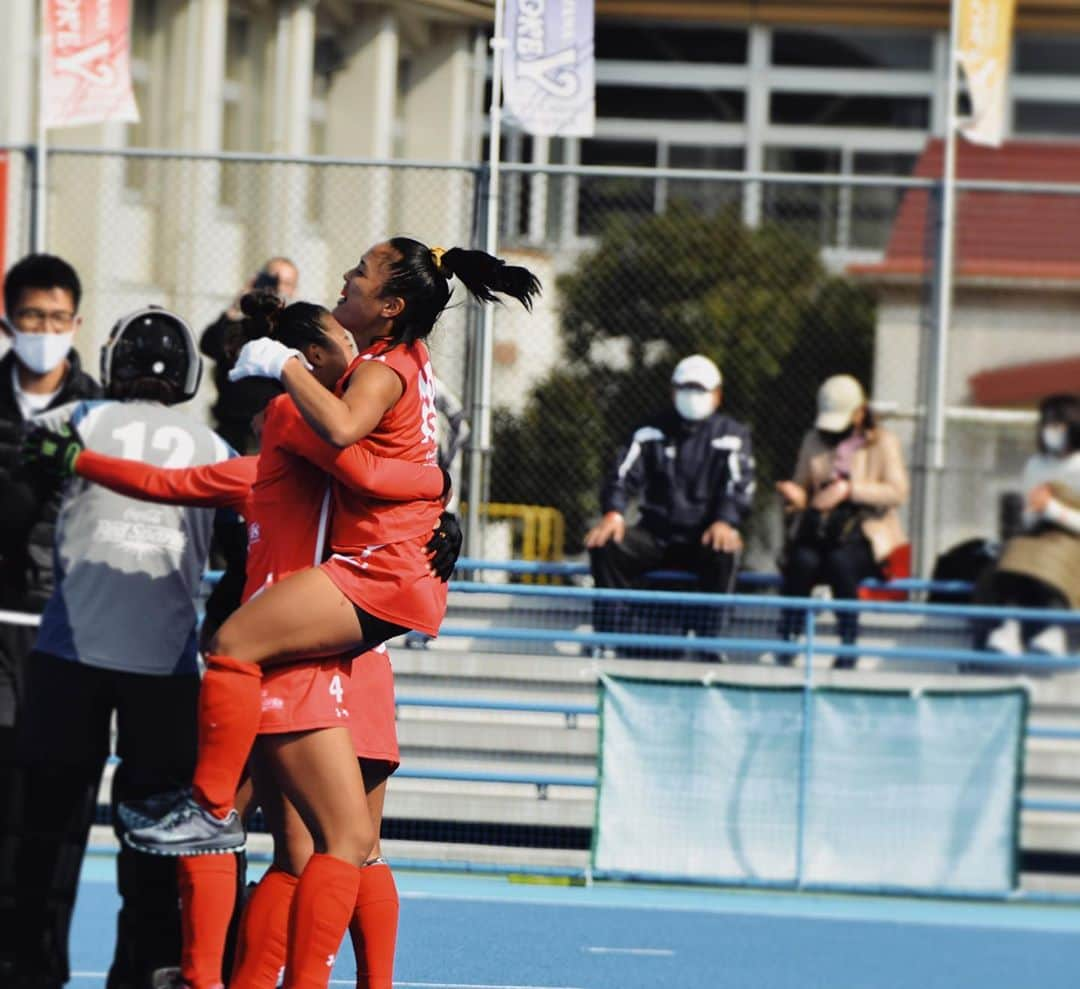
[771,28,932,69]
[762,148,842,247]
[770,93,929,129]
[598,22,747,64]
[666,146,745,216]
[578,140,659,236]
[851,154,917,251]
[1015,37,1080,75]
[1014,101,1080,136]
[597,85,744,122]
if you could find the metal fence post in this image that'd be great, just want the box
[464,162,492,561]
[794,605,816,890]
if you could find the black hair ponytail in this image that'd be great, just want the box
[240,290,331,353]
[379,237,542,350]
[439,247,542,311]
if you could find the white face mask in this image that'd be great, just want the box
[1042,424,1068,455]
[12,329,74,374]
[674,390,716,422]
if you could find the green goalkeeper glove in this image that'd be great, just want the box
[21,423,84,481]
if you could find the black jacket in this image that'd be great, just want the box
[201,312,277,454]
[601,408,755,543]
[0,349,102,612]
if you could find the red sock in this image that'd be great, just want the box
[230,867,299,989]
[349,862,399,989]
[178,854,238,989]
[192,654,263,817]
[283,854,363,989]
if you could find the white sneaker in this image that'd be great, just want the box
[1029,625,1067,658]
[986,619,1023,656]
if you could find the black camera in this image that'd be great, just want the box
[253,269,280,293]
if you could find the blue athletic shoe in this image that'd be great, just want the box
[124,796,245,856]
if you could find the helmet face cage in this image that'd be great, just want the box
[101,307,202,402]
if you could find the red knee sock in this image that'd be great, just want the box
[178,854,238,989]
[349,861,399,989]
[192,654,263,817]
[283,854,363,989]
[230,867,299,989]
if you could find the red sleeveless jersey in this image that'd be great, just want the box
[330,341,442,552]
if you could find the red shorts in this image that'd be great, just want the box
[320,532,448,637]
[258,647,400,766]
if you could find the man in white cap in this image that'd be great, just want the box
[584,354,755,655]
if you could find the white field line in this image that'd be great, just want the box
[584,946,675,957]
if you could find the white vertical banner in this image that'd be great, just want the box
[42,0,139,129]
[956,0,1017,147]
[502,0,595,138]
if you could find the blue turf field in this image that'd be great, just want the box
[71,853,1080,989]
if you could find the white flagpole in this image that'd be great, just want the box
[465,0,507,559]
[920,0,961,574]
[33,0,49,251]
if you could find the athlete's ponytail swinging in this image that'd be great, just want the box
[378,237,541,350]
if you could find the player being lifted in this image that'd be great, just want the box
[128,239,540,989]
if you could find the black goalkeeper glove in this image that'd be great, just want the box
[426,511,463,582]
[21,423,84,481]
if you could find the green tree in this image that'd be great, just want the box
[492,202,876,553]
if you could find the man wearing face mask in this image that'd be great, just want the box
[585,355,754,655]
[0,253,100,981]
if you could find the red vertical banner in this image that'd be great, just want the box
[42,0,139,129]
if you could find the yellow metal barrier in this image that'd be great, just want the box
[464,503,567,583]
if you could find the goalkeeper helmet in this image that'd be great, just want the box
[101,306,202,404]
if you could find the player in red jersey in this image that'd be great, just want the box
[61,449,432,989]
[130,240,540,989]
[29,296,456,989]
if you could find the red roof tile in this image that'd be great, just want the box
[848,139,1080,281]
[970,356,1080,407]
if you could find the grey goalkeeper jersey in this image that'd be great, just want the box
[35,400,234,676]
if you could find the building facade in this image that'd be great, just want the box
[1,1,1078,557]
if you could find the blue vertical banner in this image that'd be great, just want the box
[502,0,595,137]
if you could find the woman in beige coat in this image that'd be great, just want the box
[776,375,909,668]
[982,393,1080,658]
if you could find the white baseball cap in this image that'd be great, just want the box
[815,374,866,431]
[671,354,722,391]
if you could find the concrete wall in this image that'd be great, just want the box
[872,280,1079,552]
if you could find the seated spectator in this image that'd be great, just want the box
[200,257,298,453]
[776,375,909,668]
[584,355,754,655]
[981,393,1080,658]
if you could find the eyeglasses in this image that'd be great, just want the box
[12,307,76,330]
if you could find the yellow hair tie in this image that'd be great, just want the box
[430,246,448,275]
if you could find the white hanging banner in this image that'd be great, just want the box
[42,0,140,129]
[956,0,1017,147]
[502,0,595,138]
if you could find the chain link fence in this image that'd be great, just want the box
[3,148,1072,574]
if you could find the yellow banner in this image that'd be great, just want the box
[956,0,1017,146]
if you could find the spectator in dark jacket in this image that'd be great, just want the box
[0,253,100,981]
[585,355,754,652]
[200,257,298,454]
